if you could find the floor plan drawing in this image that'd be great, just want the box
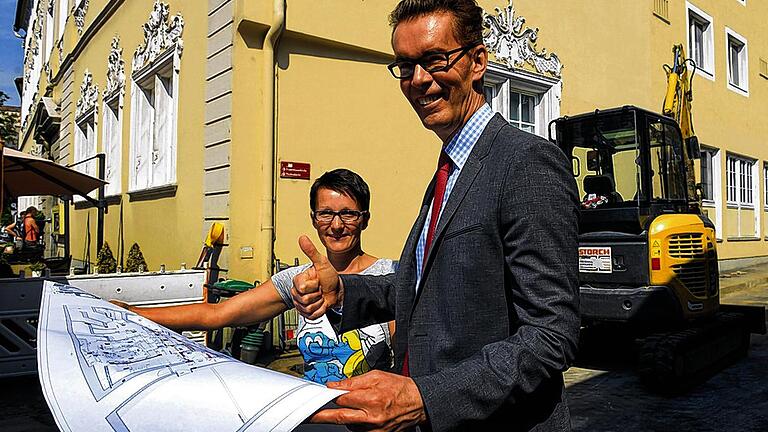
[38,281,344,432]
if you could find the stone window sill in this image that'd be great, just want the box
[128,184,177,202]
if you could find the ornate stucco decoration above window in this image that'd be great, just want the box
[104,37,125,102]
[72,0,89,35]
[23,11,42,84]
[75,70,98,119]
[31,143,45,157]
[132,0,184,73]
[483,0,562,78]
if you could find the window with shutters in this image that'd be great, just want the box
[44,0,54,64]
[74,111,97,202]
[102,95,122,196]
[57,0,68,41]
[483,64,560,138]
[129,54,177,192]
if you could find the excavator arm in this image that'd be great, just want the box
[662,44,700,205]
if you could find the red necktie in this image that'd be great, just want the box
[424,151,452,261]
[403,151,452,377]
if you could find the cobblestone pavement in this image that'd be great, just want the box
[1,272,766,431]
[565,275,768,432]
[0,375,56,432]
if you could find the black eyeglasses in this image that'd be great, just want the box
[387,41,483,79]
[312,209,369,224]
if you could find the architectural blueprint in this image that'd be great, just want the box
[37,281,344,432]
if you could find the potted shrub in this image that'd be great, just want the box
[96,242,118,274]
[125,243,148,273]
[29,261,46,277]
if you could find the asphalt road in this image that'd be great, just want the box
[1,282,766,432]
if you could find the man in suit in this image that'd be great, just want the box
[292,1,580,430]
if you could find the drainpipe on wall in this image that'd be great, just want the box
[261,0,285,281]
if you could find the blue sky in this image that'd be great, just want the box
[0,0,23,106]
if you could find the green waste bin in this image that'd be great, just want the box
[206,279,257,355]
[210,279,255,297]
[239,328,266,364]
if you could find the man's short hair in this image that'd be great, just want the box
[389,0,484,45]
[310,169,371,212]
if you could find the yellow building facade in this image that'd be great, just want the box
[15,0,768,282]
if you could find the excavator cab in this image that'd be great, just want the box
[552,106,718,326]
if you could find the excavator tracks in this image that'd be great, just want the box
[637,313,751,394]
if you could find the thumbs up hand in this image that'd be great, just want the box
[292,235,343,320]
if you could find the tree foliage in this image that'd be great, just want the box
[125,242,148,272]
[0,91,20,149]
[96,242,118,274]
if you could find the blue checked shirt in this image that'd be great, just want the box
[414,104,494,290]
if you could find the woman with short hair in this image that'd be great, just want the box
[113,169,395,384]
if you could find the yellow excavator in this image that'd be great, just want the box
[551,45,765,392]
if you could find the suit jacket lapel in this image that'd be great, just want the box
[411,159,482,309]
[399,176,435,315]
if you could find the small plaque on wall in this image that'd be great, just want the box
[280,161,311,180]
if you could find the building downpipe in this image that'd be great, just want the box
[261,0,285,281]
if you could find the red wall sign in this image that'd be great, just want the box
[280,161,311,180]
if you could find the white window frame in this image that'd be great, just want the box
[725,27,749,97]
[726,155,754,208]
[129,48,179,192]
[686,2,715,80]
[509,91,537,133]
[73,108,98,202]
[484,63,561,138]
[102,93,123,197]
[726,153,759,238]
[700,147,722,239]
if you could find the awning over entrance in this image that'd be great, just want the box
[1,147,106,200]
[2,147,108,259]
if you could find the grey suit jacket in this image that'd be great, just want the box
[339,114,580,431]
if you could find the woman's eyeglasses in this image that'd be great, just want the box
[312,210,369,224]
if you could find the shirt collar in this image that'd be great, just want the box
[443,104,494,170]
